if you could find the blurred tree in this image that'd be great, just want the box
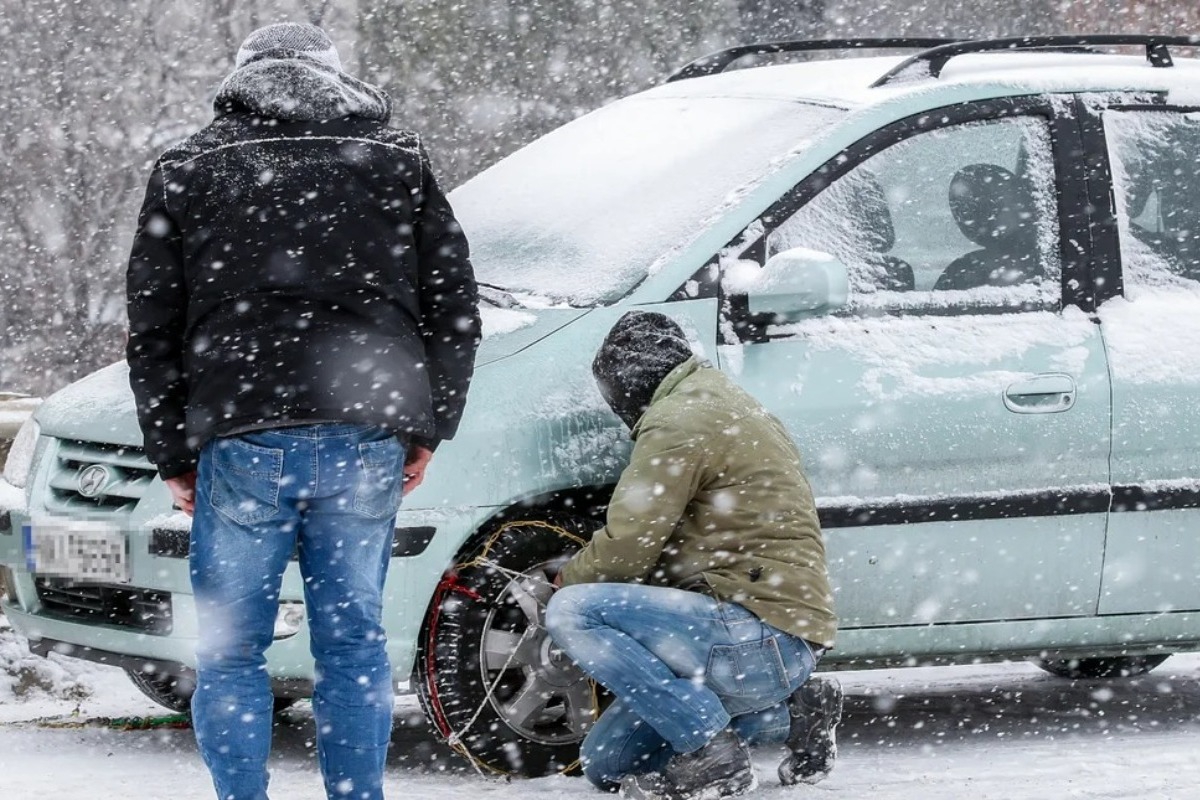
[0,0,315,395]
[1058,0,1200,32]
[356,0,742,183]
[825,0,1057,40]
[738,0,826,40]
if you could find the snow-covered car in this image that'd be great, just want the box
[3,34,1200,777]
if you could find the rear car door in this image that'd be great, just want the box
[714,99,1113,638]
[1094,104,1200,615]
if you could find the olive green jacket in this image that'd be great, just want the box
[559,358,837,648]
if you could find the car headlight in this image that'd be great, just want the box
[2,417,40,490]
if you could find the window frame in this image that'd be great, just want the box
[680,96,1092,344]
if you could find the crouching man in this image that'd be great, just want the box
[545,311,842,799]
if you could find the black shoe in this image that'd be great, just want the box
[777,675,843,786]
[619,729,756,800]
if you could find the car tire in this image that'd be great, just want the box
[125,668,297,715]
[1035,654,1170,679]
[416,516,600,777]
[125,669,194,713]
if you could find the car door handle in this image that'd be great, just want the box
[1003,374,1076,414]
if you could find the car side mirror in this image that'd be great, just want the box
[725,248,850,321]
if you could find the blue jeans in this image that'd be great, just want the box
[544,583,819,790]
[190,423,404,800]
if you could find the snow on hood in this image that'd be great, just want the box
[474,307,587,367]
[479,305,538,339]
[31,310,586,452]
[34,362,142,447]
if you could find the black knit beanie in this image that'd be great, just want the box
[593,311,694,430]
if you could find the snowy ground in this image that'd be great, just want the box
[3,616,1199,800]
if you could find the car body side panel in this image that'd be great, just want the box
[722,311,1112,629]
[830,609,1200,665]
[1098,293,1200,614]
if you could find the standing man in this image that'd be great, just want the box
[545,311,840,800]
[126,23,479,800]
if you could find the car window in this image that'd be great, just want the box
[764,116,1061,312]
[1104,109,1200,290]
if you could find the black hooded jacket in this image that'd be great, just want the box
[126,59,480,479]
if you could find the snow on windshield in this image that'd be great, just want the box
[451,96,845,307]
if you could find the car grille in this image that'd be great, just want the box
[34,578,172,635]
[46,440,157,514]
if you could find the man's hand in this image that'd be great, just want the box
[403,445,434,496]
[165,471,197,516]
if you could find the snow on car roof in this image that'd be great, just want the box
[644,52,1200,109]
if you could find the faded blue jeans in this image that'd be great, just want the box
[190,423,404,800]
[545,583,820,790]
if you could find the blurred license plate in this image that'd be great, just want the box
[23,519,129,583]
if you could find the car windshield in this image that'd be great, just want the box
[451,94,846,307]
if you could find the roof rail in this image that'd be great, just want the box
[871,34,1200,87]
[666,38,961,83]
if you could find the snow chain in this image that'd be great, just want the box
[18,713,191,731]
[426,519,593,779]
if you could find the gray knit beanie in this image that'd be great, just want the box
[235,23,343,71]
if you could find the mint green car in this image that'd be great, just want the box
[4,36,1200,776]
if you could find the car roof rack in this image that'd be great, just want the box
[666,38,961,83]
[871,34,1200,87]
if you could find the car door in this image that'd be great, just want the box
[1093,103,1200,615]
[713,99,1113,640]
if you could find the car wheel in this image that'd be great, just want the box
[416,517,600,777]
[1036,654,1170,679]
[125,668,297,715]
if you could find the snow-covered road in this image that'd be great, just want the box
[3,621,1199,800]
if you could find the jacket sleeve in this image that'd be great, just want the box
[412,141,481,450]
[558,420,708,586]
[126,163,194,479]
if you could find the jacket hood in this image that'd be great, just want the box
[214,58,390,122]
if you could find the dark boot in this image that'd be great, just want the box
[620,729,756,800]
[777,675,843,786]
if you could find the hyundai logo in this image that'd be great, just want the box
[77,464,111,498]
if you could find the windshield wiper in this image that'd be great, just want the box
[478,282,520,308]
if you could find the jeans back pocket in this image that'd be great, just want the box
[705,636,790,714]
[208,437,284,526]
[353,437,404,519]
